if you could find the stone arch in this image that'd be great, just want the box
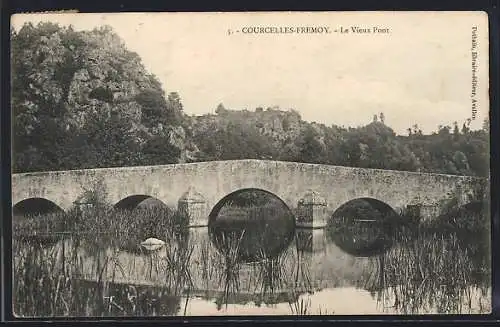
[13,198,67,246]
[13,197,65,218]
[114,195,171,211]
[207,188,296,262]
[208,188,295,225]
[330,197,399,222]
[326,197,399,257]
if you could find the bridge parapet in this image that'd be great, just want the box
[12,160,488,226]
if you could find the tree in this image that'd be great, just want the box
[135,87,169,128]
[379,112,385,124]
[296,126,324,163]
[482,117,490,133]
[71,111,143,169]
[462,123,469,134]
[11,22,184,172]
[438,125,451,136]
[282,117,291,132]
[166,92,184,125]
[412,124,421,135]
[452,151,471,174]
[141,135,182,165]
[453,121,460,136]
[215,103,227,114]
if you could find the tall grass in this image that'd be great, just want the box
[12,202,190,317]
[217,231,245,309]
[159,231,194,296]
[288,297,311,315]
[254,246,290,295]
[370,204,491,314]
[13,212,68,246]
[13,235,114,317]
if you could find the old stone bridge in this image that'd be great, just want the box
[11,160,487,228]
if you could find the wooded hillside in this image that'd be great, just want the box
[11,23,490,177]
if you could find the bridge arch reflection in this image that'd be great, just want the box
[208,188,296,263]
[326,197,399,257]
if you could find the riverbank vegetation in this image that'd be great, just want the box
[373,205,490,314]
[13,203,490,316]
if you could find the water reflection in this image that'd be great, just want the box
[208,189,295,262]
[327,198,398,257]
[12,200,491,317]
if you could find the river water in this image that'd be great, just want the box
[12,213,491,317]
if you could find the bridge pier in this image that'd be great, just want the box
[294,190,329,253]
[419,204,441,221]
[177,187,215,290]
[296,190,329,229]
[177,187,208,227]
[73,197,95,215]
[72,198,96,230]
[407,203,441,222]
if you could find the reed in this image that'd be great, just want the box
[12,235,111,317]
[373,214,490,314]
[217,231,245,308]
[288,297,311,315]
[12,203,191,317]
[159,232,194,295]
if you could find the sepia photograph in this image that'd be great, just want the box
[10,11,491,317]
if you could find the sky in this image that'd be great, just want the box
[11,12,489,135]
